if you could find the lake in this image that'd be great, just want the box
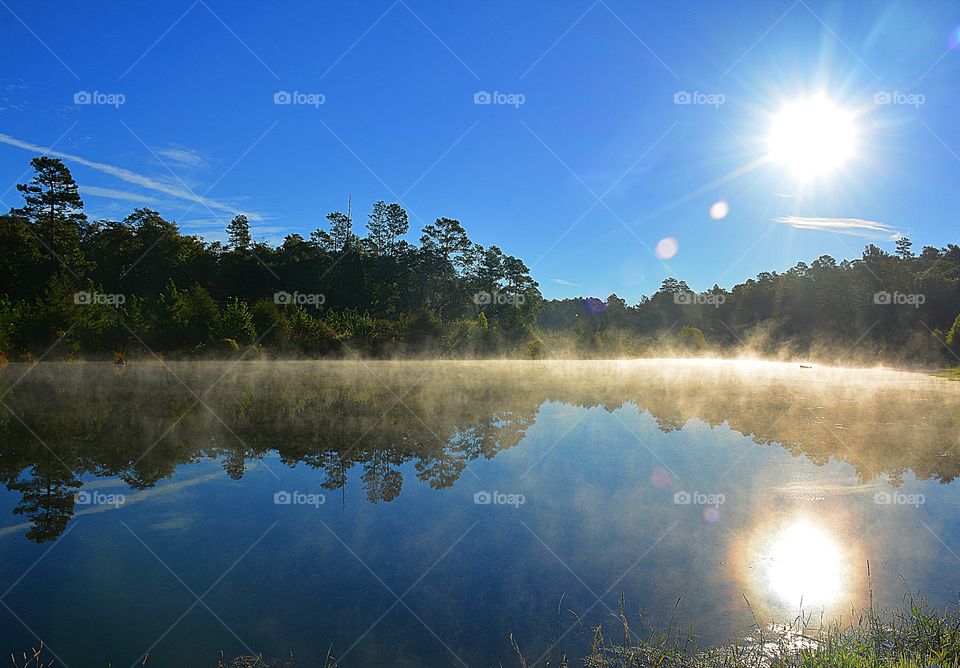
[1,360,958,666]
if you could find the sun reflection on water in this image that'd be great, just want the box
[763,519,846,608]
[733,511,859,616]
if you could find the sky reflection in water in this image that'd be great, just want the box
[0,360,957,666]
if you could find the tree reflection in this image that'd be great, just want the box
[1,361,958,542]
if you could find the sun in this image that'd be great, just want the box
[767,95,858,179]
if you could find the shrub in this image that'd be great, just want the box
[404,308,443,346]
[676,325,706,351]
[219,300,256,344]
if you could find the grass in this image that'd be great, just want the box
[10,642,52,668]
[933,366,960,380]
[11,589,960,667]
[554,589,960,668]
[216,653,302,668]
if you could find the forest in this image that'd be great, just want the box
[1,156,958,365]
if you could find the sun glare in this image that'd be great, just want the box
[764,520,846,607]
[767,95,858,179]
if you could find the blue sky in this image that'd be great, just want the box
[1,0,959,301]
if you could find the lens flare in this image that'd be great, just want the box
[709,200,729,220]
[656,237,679,259]
[949,25,960,49]
[583,297,607,315]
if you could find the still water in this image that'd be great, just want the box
[1,360,958,666]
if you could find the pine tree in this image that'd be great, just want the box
[226,214,252,252]
[326,210,352,252]
[896,236,914,260]
[366,201,390,255]
[14,156,88,276]
[385,203,409,255]
[420,217,470,266]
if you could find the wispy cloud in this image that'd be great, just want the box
[79,185,164,207]
[153,146,207,170]
[551,277,582,287]
[0,78,28,112]
[0,132,259,221]
[771,216,901,239]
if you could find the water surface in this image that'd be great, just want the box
[1,360,958,666]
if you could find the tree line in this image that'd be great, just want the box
[0,156,542,359]
[0,155,958,364]
[541,242,960,364]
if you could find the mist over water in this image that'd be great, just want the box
[1,360,958,666]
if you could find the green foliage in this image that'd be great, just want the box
[219,299,256,345]
[405,308,443,347]
[947,313,960,356]
[0,214,43,301]
[316,210,353,253]
[366,200,391,255]
[525,336,544,359]
[211,338,240,355]
[0,296,14,351]
[148,281,219,351]
[250,298,288,347]
[13,156,88,277]
[676,325,706,351]
[539,241,960,363]
[2,156,957,363]
[226,214,252,251]
[286,306,338,354]
[325,309,376,339]
[0,156,548,359]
